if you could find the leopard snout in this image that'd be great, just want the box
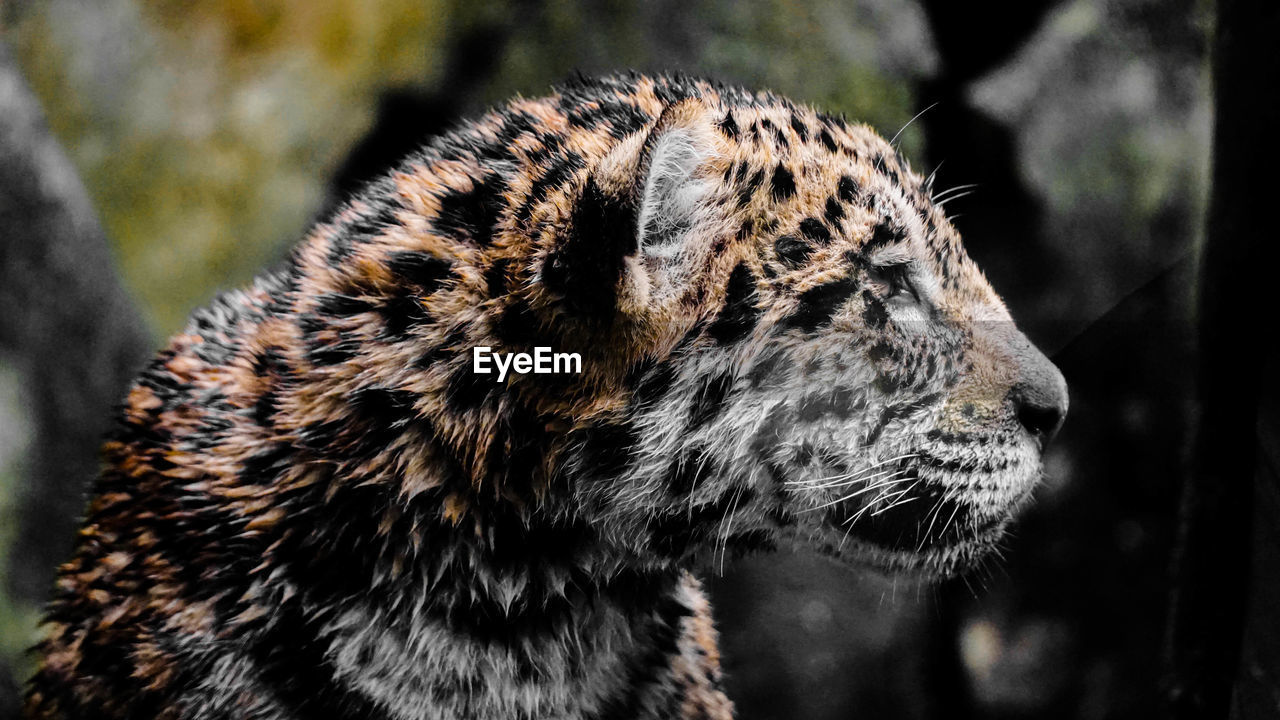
[1008,336,1068,448]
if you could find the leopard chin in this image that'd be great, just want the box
[796,437,1045,578]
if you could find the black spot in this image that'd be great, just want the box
[770,164,796,201]
[798,218,832,245]
[818,112,848,131]
[303,388,421,462]
[774,235,812,269]
[308,340,359,367]
[194,341,239,369]
[329,195,401,264]
[485,258,512,297]
[605,103,652,139]
[447,362,493,409]
[350,387,419,429]
[865,221,906,252]
[538,132,566,154]
[718,111,739,139]
[837,175,858,203]
[875,374,904,395]
[492,298,540,347]
[708,263,762,344]
[738,168,766,208]
[745,347,784,389]
[629,359,678,405]
[434,173,506,246]
[786,276,859,332]
[818,129,838,152]
[736,218,755,242]
[516,152,584,225]
[872,153,902,188]
[566,103,604,130]
[387,251,452,292]
[861,289,889,329]
[797,387,862,422]
[650,79,682,105]
[824,196,845,225]
[577,423,639,478]
[688,374,734,430]
[525,134,565,167]
[316,293,374,317]
[493,109,537,147]
[253,390,279,427]
[789,113,809,141]
[665,445,711,496]
[378,294,431,338]
[879,393,941,430]
[867,342,895,362]
[541,176,637,320]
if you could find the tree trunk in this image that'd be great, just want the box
[0,34,151,635]
[1161,1,1279,716]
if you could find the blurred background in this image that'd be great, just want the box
[1,0,1269,718]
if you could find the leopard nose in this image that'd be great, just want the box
[1008,336,1069,447]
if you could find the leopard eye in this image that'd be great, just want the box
[867,263,918,303]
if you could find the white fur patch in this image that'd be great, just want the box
[635,127,720,300]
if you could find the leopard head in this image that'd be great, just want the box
[552,90,1067,578]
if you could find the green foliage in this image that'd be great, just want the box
[0,366,39,686]
[9,0,452,334]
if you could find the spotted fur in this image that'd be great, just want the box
[25,73,1067,719]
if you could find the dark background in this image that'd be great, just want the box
[1,0,1274,718]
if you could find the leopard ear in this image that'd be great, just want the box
[622,101,720,310]
[635,101,718,264]
[541,100,718,320]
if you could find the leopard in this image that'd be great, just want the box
[24,72,1068,720]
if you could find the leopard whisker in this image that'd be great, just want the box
[834,478,914,550]
[785,453,917,487]
[800,472,910,513]
[890,101,938,146]
[842,479,914,527]
[916,491,949,553]
[924,161,944,196]
[868,479,922,517]
[716,484,746,576]
[938,501,963,545]
[685,450,716,517]
[935,190,975,208]
[871,495,918,517]
[931,183,979,204]
[786,466,900,491]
